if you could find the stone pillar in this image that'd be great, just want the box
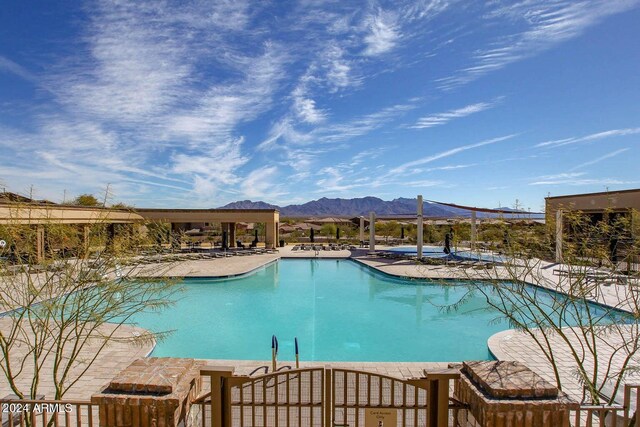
[369,212,376,251]
[417,195,423,259]
[359,216,365,247]
[471,211,477,250]
[36,225,45,262]
[265,221,276,249]
[453,361,577,427]
[229,222,236,248]
[555,209,563,263]
[91,358,203,427]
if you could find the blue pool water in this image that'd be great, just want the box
[388,246,507,263]
[131,259,609,362]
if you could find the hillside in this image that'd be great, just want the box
[219,197,542,218]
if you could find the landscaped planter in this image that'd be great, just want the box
[91,357,203,427]
[454,360,578,427]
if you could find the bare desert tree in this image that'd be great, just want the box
[443,209,640,405]
[0,203,180,404]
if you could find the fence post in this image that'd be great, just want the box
[201,366,235,427]
[624,384,640,427]
[324,368,332,427]
[423,368,460,427]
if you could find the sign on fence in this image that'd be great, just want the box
[364,408,398,427]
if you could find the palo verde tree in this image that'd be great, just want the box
[70,194,101,207]
[444,208,640,406]
[0,202,180,409]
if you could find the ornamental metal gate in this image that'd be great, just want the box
[226,368,327,427]
[331,368,429,427]
[198,366,451,427]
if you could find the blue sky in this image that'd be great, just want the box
[1,1,639,210]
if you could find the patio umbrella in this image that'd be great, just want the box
[401,226,405,239]
[336,227,340,241]
[254,229,259,244]
[222,231,228,250]
[310,228,315,243]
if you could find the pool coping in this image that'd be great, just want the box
[143,258,280,280]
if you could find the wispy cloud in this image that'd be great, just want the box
[536,127,640,148]
[437,1,638,89]
[0,56,38,83]
[319,103,417,143]
[0,1,293,204]
[1,0,637,206]
[411,98,501,129]
[528,172,636,186]
[569,148,630,170]
[362,9,400,56]
[350,147,392,165]
[240,166,288,199]
[166,45,287,146]
[534,172,586,181]
[323,45,358,91]
[259,101,418,151]
[292,80,327,124]
[390,134,517,175]
[529,178,636,186]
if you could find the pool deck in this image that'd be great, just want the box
[2,246,638,404]
[0,320,152,400]
[132,252,281,277]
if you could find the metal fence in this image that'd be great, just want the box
[195,366,459,427]
[570,384,640,427]
[0,398,96,427]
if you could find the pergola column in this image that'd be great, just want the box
[555,209,563,263]
[369,212,376,251]
[359,216,365,247]
[36,225,45,262]
[265,221,277,249]
[417,195,423,258]
[82,225,90,258]
[471,211,477,250]
[106,223,116,251]
[229,222,236,248]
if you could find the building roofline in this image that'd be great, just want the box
[545,188,640,200]
[136,208,279,213]
[0,201,131,212]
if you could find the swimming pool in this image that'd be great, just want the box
[388,246,507,263]
[131,259,609,362]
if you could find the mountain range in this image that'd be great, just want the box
[219,197,543,219]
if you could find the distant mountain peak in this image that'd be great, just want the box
[217,196,545,219]
[219,200,279,210]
